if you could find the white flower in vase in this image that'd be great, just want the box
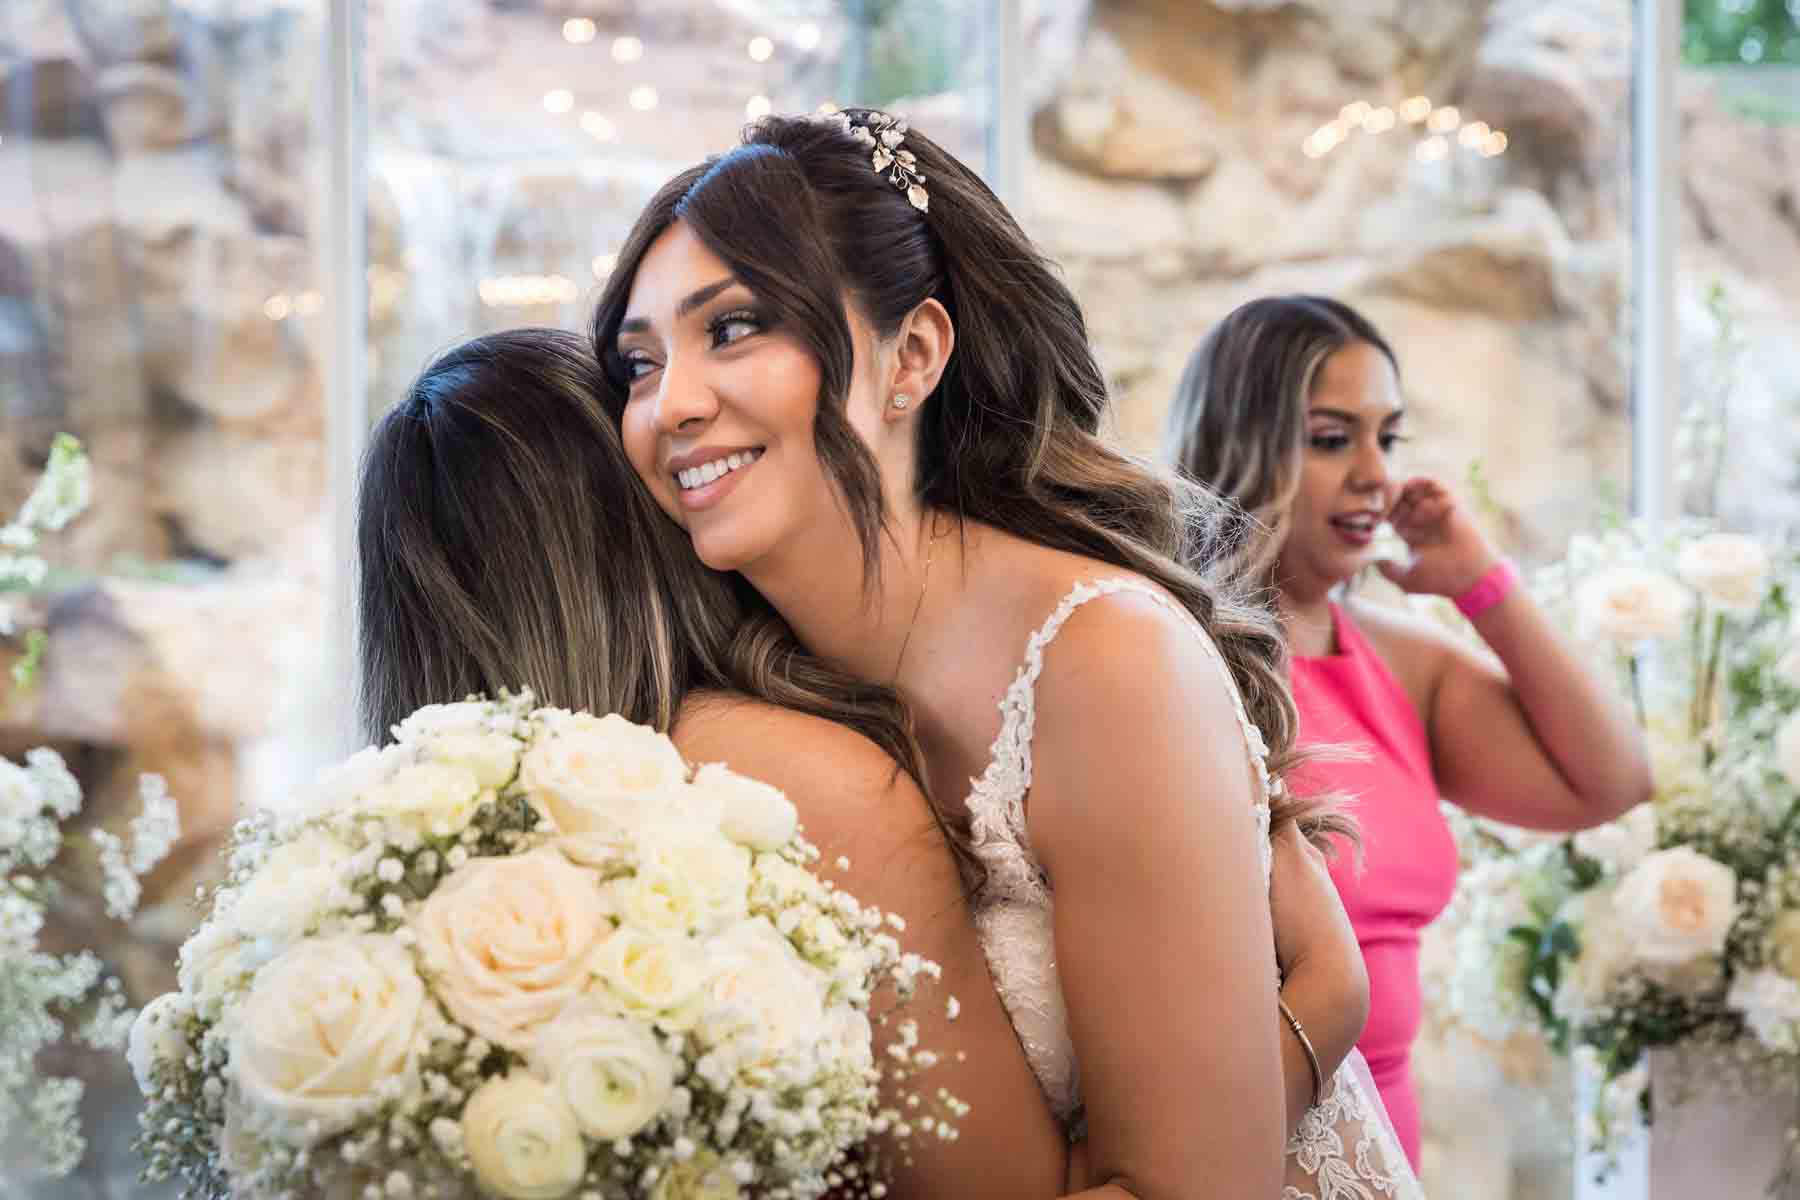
[1677,533,1771,613]
[1727,968,1800,1053]
[1614,847,1738,966]
[1575,566,1691,643]
[1573,804,1658,875]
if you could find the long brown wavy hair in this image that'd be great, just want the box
[1163,295,1400,585]
[591,113,1346,855]
[356,328,923,789]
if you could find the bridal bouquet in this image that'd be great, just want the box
[129,694,960,1200]
[1435,519,1800,1163]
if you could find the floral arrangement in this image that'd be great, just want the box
[1433,519,1800,1171]
[2,433,182,1176]
[129,695,961,1200]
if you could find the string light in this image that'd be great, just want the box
[612,36,644,64]
[1304,96,1505,162]
[1479,130,1508,157]
[580,111,616,141]
[592,253,618,281]
[293,290,323,317]
[562,18,596,45]
[794,22,822,51]
[745,95,772,120]
[748,36,774,62]
[263,294,292,321]
[1339,100,1372,124]
[1398,96,1432,123]
[1362,106,1395,134]
[1457,120,1491,148]
[479,275,579,309]
[816,100,840,115]
[1415,135,1449,163]
[628,85,658,112]
[543,89,574,114]
[1426,105,1461,134]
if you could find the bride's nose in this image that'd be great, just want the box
[653,356,719,434]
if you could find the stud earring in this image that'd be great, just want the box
[891,394,910,410]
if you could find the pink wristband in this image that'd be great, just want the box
[1454,558,1518,620]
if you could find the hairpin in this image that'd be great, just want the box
[826,109,928,212]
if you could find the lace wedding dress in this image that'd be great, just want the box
[965,578,1425,1200]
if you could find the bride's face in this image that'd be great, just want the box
[617,222,891,573]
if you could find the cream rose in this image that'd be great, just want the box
[230,934,426,1145]
[226,828,353,945]
[693,763,798,852]
[1777,711,1800,789]
[651,1156,744,1200]
[698,917,827,1058]
[1575,566,1691,642]
[412,845,611,1050]
[1677,533,1770,612]
[461,1072,586,1200]
[1614,847,1738,967]
[1572,805,1657,875]
[621,829,752,936]
[590,927,708,1030]
[127,992,191,1094]
[520,712,692,837]
[359,761,484,836]
[529,999,676,1139]
[423,732,522,790]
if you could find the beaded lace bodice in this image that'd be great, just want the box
[963,578,1424,1199]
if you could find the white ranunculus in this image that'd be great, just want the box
[358,761,485,835]
[412,845,611,1050]
[699,917,828,1059]
[226,828,353,945]
[1677,533,1770,612]
[1777,712,1800,789]
[127,992,191,1094]
[1614,847,1738,967]
[590,927,708,1031]
[1572,805,1657,875]
[229,934,426,1145]
[529,999,677,1139]
[1575,566,1692,642]
[1727,968,1800,1053]
[623,828,752,936]
[519,712,692,837]
[460,1072,587,1200]
[650,1155,744,1200]
[693,763,798,852]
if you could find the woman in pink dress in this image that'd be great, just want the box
[1163,294,1653,1167]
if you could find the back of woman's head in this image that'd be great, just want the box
[591,112,1342,839]
[356,327,739,743]
[1164,295,1399,580]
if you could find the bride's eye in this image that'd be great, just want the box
[615,350,658,384]
[709,309,765,348]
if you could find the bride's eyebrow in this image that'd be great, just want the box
[618,278,739,337]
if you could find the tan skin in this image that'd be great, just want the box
[1278,341,1652,830]
[617,222,1369,1198]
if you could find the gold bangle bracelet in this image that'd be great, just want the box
[1277,995,1324,1109]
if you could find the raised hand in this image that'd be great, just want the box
[1374,476,1500,598]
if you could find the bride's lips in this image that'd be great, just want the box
[1329,512,1380,548]
[666,445,764,514]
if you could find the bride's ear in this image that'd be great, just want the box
[885,298,954,422]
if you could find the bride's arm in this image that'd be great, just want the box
[1268,822,1369,1128]
[1029,596,1286,1199]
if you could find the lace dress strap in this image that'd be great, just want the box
[964,578,1275,902]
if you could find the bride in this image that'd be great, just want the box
[593,110,1424,1196]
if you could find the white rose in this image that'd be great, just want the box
[412,845,611,1050]
[529,999,677,1139]
[393,700,497,743]
[590,927,708,1030]
[422,732,522,790]
[127,992,191,1094]
[226,828,353,945]
[520,713,692,837]
[230,934,426,1145]
[622,829,752,936]
[358,761,485,836]
[280,743,415,823]
[1576,566,1691,642]
[651,1155,743,1200]
[699,917,828,1058]
[1777,712,1800,789]
[692,763,798,852]
[461,1072,586,1200]
[1614,847,1738,967]
[1678,533,1770,612]
[1572,805,1657,875]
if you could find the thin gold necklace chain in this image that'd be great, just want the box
[890,519,939,684]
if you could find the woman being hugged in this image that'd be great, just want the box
[357,327,1054,1198]
[1164,295,1653,1166]
[594,111,1415,1196]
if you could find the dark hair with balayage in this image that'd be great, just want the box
[356,328,923,790]
[591,113,1349,858]
[1163,295,1401,583]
